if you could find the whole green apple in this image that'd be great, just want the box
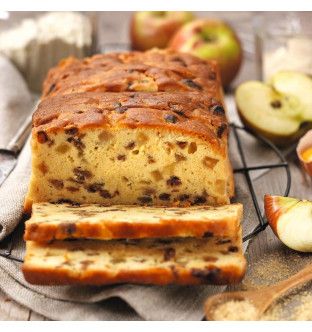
[130,11,194,51]
[169,19,242,88]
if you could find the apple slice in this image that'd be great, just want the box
[235,81,302,145]
[264,194,312,252]
[271,71,312,122]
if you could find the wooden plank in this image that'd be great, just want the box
[0,289,30,321]
[28,310,47,321]
[0,289,46,321]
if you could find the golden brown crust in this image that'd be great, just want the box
[42,50,223,99]
[32,91,228,155]
[24,203,243,242]
[22,263,245,286]
[24,219,238,243]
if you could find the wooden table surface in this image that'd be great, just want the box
[1,11,311,321]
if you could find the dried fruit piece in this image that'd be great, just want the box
[99,190,112,199]
[179,194,190,201]
[117,154,126,161]
[217,124,227,138]
[125,141,136,150]
[181,79,203,90]
[98,131,114,141]
[55,143,70,154]
[159,193,171,201]
[194,196,207,204]
[48,179,64,190]
[47,83,56,95]
[176,141,188,149]
[188,142,197,154]
[163,247,176,261]
[147,155,156,164]
[167,176,182,186]
[73,167,92,183]
[37,162,49,175]
[86,183,104,193]
[137,196,153,204]
[175,153,186,162]
[203,156,219,169]
[211,104,225,116]
[114,102,128,114]
[37,131,49,144]
[164,114,178,124]
[151,170,163,182]
[65,127,79,135]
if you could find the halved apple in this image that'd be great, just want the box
[235,81,303,145]
[235,72,312,146]
[271,71,312,122]
[264,194,312,252]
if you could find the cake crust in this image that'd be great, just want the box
[42,49,223,99]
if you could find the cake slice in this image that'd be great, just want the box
[42,49,223,99]
[22,234,246,286]
[24,91,233,212]
[24,202,243,242]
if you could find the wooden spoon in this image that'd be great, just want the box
[205,263,312,320]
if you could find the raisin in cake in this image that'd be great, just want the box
[42,49,223,98]
[24,202,243,242]
[24,91,233,211]
[23,234,246,286]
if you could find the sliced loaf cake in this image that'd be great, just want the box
[24,202,243,242]
[23,234,246,286]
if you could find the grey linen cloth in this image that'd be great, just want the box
[0,131,263,321]
[0,55,33,151]
[0,140,31,240]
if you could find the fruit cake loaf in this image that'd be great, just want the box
[24,202,243,242]
[42,49,223,99]
[23,234,246,286]
[24,91,234,212]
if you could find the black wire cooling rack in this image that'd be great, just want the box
[231,123,291,241]
[0,123,291,263]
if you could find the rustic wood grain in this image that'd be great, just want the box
[0,289,45,320]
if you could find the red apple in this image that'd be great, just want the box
[264,194,312,252]
[130,11,194,51]
[169,19,242,88]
